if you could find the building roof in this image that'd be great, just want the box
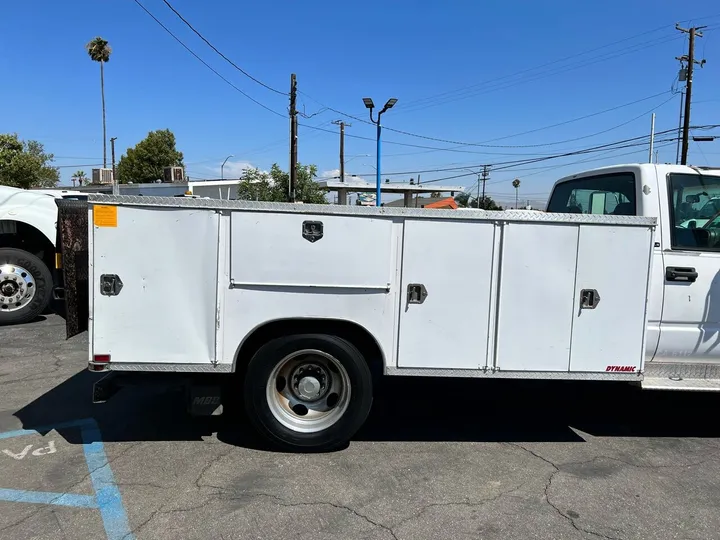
[384,196,458,209]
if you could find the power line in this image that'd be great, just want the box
[486,141,677,182]
[304,89,679,150]
[399,26,680,111]
[399,34,684,114]
[127,3,718,161]
[385,97,676,157]
[159,0,286,95]
[55,163,104,169]
[298,33,682,132]
[343,125,719,180]
[383,92,674,159]
[384,92,677,148]
[132,0,286,118]
[420,142,678,187]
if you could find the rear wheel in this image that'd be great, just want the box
[0,248,52,326]
[244,334,373,451]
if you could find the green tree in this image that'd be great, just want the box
[454,192,471,207]
[238,163,327,204]
[116,129,184,183]
[0,134,60,189]
[86,37,112,168]
[454,191,502,210]
[477,195,502,210]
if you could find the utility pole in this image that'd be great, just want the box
[110,137,118,195]
[676,24,707,165]
[289,74,298,202]
[332,120,351,204]
[479,165,490,209]
[648,113,655,163]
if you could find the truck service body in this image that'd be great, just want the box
[54,163,720,451]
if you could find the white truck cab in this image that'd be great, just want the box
[0,185,85,325]
[547,163,720,388]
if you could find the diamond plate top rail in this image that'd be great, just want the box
[86,195,657,227]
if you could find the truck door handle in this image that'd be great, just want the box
[666,266,698,283]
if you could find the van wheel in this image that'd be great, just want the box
[244,334,373,452]
[0,248,52,326]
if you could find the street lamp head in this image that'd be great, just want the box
[384,98,398,109]
[362,97,375,109]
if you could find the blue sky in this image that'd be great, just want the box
[1,0,719,206]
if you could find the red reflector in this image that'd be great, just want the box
[90,365,106,372]
[94,354,111,363]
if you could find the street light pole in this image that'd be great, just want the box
[363,97,398,206]
[221,154,234,180]
[376,121,381,205]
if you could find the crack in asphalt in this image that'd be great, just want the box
[122,496,221,540]
[509,443,623,540]
[0,354,68,385]
[120,449,234,539]
[387,482,527,533]
[225,492,399,540]
[193,450,233,490]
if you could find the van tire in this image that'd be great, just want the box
[0,248,52,326]
[244,334,373,452]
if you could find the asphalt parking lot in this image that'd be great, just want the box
[1,316,720,539]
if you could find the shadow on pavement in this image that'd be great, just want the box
[13,370,720,451]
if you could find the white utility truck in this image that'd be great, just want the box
[0,185,84,325]
[54,163,720,451]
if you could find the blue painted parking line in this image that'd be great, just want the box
[0,488,97,509]
[0,418,135,540]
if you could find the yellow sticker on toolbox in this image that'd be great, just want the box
[94,205,118,227]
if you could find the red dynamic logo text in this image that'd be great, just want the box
[605,365,637,372]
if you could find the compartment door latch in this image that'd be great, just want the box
[579,288,600,309]
[100,274,123,297]
[407,283,428,305]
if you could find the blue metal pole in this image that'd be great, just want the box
[376,120,382,206]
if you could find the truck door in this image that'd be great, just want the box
[397,218,495,370]
[545,170,663,362]
[656,172,720,363]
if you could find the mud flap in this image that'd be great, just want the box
[55,198,89,339]
[187,385,223,416]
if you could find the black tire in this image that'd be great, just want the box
[0,248,52,326]
[244,334,373,452]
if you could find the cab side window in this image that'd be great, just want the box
[546,173,637,216]
[669,173,720,251]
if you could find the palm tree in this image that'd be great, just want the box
[512,178,521,209]
[72,170,87,187]
[85,37,112,168]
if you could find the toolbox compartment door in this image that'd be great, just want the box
[54,197,89,339]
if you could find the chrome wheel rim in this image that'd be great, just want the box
[0,264,36,313]
[266,349,351,434]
